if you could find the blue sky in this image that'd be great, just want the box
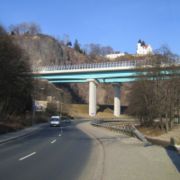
[0,0,180,54]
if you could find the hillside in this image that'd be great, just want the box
[12,34,130,106]
[12,34,105,66]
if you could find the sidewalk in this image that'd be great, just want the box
[0,123,47,144]
[78,122,180,180]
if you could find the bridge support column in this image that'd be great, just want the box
[88,79,97,117]
[113,83,121,117]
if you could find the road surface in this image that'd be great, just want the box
[0,120,179,180]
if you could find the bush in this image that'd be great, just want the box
[46,102,58,115]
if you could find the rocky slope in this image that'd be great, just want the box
[12,34,105,66]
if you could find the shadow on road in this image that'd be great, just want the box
[166,146,180,172]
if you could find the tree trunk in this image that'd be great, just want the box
[165,117,169,133]
[169,120,174,129]
[160,117,164,130]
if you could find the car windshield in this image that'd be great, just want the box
[51,118,59,121]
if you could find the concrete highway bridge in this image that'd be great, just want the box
[33,60,180,117]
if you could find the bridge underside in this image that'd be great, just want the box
[34,67,180,117]
[49,78,135,83]
[35,70,138,83]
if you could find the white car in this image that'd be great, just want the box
[50,116,61,127]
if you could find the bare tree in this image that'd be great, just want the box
[127,47,180,131]
[9,22,41,35]
[0,25,33,121]
[28,22,41,35]
[84,43,114,56]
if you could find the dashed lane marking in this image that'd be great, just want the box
[19,152,36,161]
[51,139,56,144]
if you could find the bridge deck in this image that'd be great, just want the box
[32,60,180,83]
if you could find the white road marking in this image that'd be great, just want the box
[60,127,63,135]
[19,152,36,161]
[51,139,56,144]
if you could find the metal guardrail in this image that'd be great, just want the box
[33,60,138,72]
[91,120,137,135]
[91,120,151,146]
[32,59,180,72]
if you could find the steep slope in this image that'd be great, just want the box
[12,34,104,67]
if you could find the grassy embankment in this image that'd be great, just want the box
[62,104,131,120]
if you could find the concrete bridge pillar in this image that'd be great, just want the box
[88,79,97,117]
[113,83,121,117]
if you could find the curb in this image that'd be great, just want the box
[146,136,180,153]
[146,136,170,147]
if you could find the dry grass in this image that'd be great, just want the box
[62,103,132,120]
[137,126,165,137]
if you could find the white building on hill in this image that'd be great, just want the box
[105,52,125,60]
[136,40,153,55]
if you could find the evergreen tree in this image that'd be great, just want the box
[73,39,82,53]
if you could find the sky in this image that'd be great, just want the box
[0,0,180,54]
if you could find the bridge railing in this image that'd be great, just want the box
[32,59,180,72]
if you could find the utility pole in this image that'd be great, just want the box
[32,96,35,126]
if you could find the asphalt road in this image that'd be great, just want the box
[0,120,179,180]
[0,121,93,180]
